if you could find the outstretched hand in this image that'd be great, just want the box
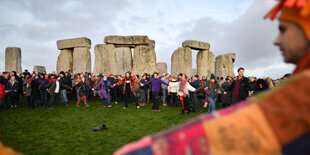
[140,83,144,87]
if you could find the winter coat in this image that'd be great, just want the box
[221,81,232,104]
[169,81,196,97]
[161,77,169,90]
[74,81,92,97]
[23,78,32,96]
[229,76,252,100]
[196,81,225,98]
[168,81,179,93]
[93,79,113,99]
[114,77,141,94]
[6,80,19,98]
[45,80,71,95]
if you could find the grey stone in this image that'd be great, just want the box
[104,35,150,45]
[132,45,157,76]
[191,68,197,76]
[197,50,215,76]
[57,49,73,73]
[73,47,91,73]
[115,47,132,76]
[156,62,167,75]
[93,44,118,75]
[215,53,236,78]
[5,47,22,74]
[57,37,91,50]
[33,66,46,73]
[182,40,210,50]
[171,47,192,76]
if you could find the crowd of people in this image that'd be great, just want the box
[0,67,289,114]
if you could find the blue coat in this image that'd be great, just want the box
[94,79,113,99]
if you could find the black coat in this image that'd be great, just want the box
[229,76,252,101]
[221,81,232,104]
[30,78,41,100]
[6,80,19,98]
[45,80,71,95]
[74,81,92,97]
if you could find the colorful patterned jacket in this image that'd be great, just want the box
[114,68,310,155]
[114,77,141,95]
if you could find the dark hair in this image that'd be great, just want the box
[238,67,245,72]
[154,72,159,76]
[220,77,224,80]
[178,73,183,77]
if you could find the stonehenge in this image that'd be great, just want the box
[4,37,235,78]
[33,66,46,73]
[5,47,22,74]
[56,37,91,73]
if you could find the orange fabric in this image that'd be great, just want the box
[258,70,310,146]
[293,50,310,74]
[203,104,281,155]
[264,0,310,40]
[0,142,22,155]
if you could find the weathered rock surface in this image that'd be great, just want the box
[33,66,46,73]
[73,47,91,73]
[115,47,132,75]
[215,53,236,78]
[171,47,192,76]
[197,50,215,76]
[5,47,22,73]
[191,68,197,76]
[93,44,117,75]
[182,40,210,50]
[57,49,73,73]
[104,35,149,45]
[57,37,91,50]
[156,62,167,75]
[132,45,157,76]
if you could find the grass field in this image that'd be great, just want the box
[0,98,209,155]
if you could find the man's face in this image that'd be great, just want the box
[238,69,244,77]
[154,74,158,79]
[274,21,310,64]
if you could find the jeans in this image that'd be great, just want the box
[40,90,48,104]
[207,97,217,113]
[101,95,111,106]
[60,89,68,103]
[162,89,167,104]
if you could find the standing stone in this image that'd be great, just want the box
[197,50,215,76]
[182,40,210,50]
[5,47,22,74]
[33,66,46,73]
[171,47,192,76]
[57,49,73,73]
[215,53,236,78]
[149,40,155,48]
[57,37,91,50]
[115,47,132,76]
[191,68,197,76]
[73,47,91,73]
[132,45,157,76]
[156,62,167,75]
[93,44,117,75]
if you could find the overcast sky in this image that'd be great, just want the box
[0,0,295,78]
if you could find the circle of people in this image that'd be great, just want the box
[0,67,288,114]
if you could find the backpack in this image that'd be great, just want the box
[0,83,6,99]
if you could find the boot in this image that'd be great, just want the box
[200,107,207,112]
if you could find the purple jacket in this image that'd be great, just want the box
[144,78,169,92]
[94,79,113,99]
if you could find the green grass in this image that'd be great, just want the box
[0,98,205,155]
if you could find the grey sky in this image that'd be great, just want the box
[0,0,295,78]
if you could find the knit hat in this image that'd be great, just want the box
[109,72,114,76]
[264,0,310,40]
[210,73,216,80]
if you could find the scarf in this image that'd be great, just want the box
[179,80,187,97]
